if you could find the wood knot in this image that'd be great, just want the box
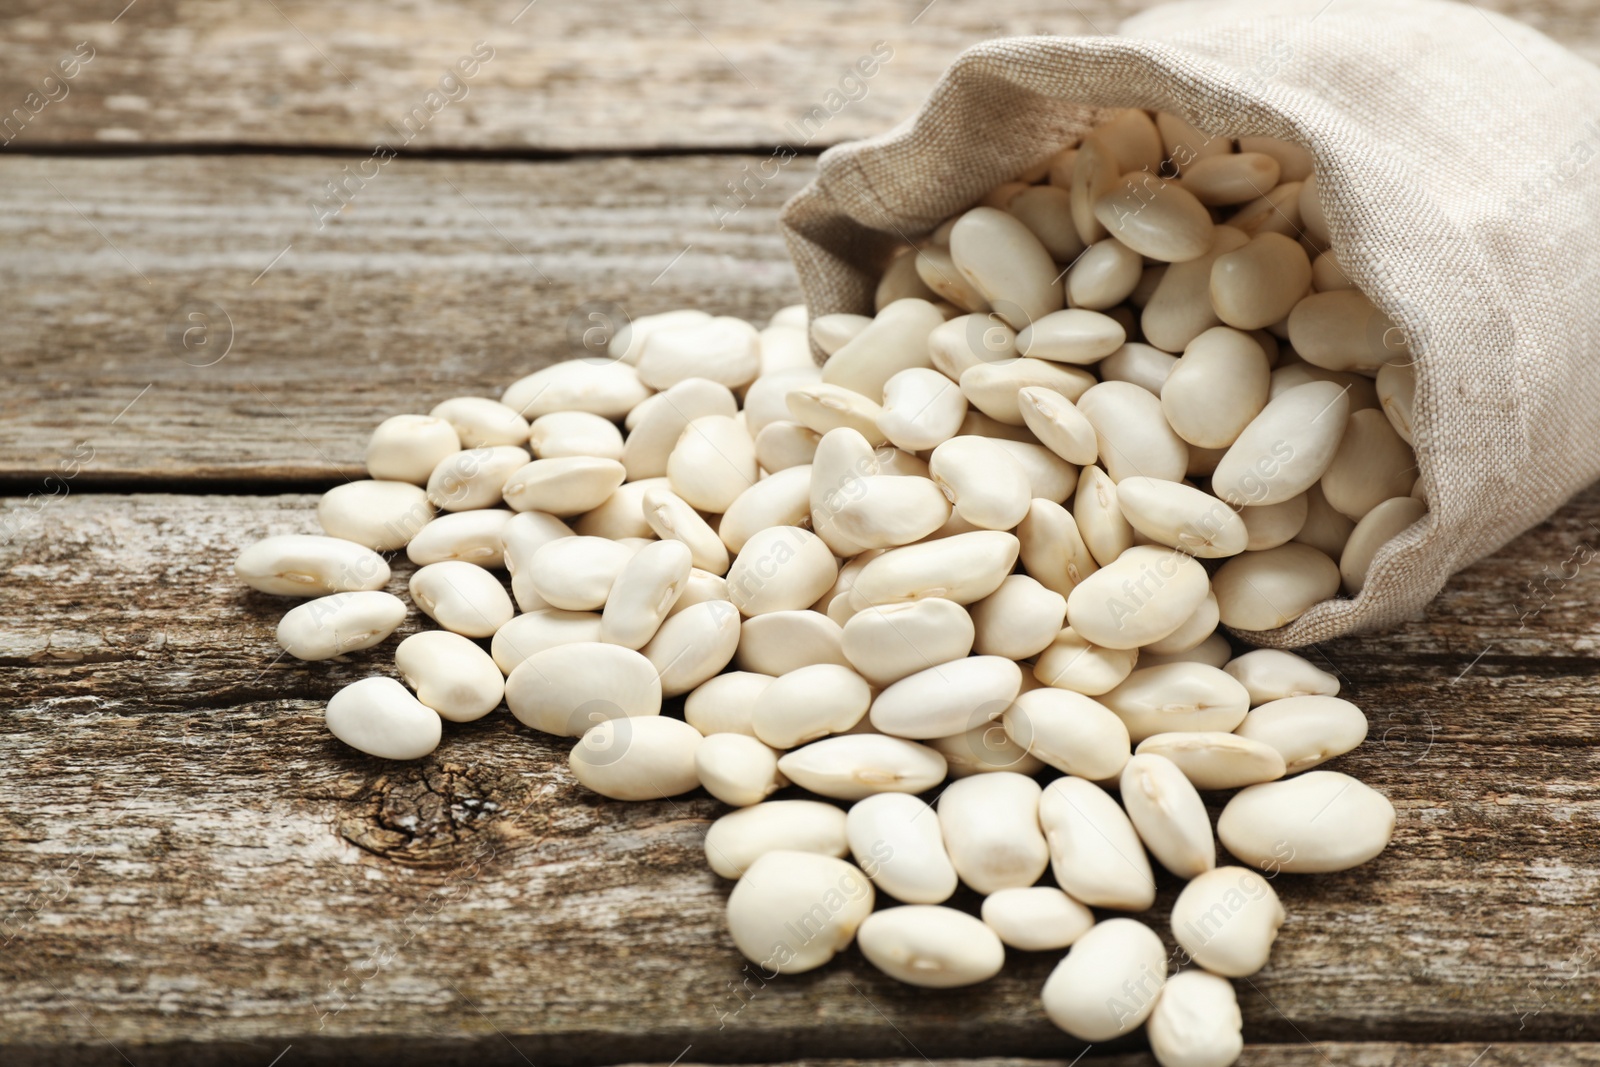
[338,760,528,867]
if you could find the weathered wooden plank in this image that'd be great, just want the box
[2,494,1598,1062]
[0,153,808,486]
[0,0,1596,151]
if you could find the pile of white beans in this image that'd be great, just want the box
[235,109,1413,1064]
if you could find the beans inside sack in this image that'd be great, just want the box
[238,108,1413,1065]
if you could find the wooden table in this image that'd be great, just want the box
[3,1,1598,1064]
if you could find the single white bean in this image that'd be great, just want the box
[725,525,838,617]
[409,508,516,568]
[427,445,530,511]
[786,382,889,444]
[276,591,407,661]
[1218,770,1396,873]
[1065,545,1211,650]
[395,629,504,722]
[505,641,662,736]
[949,207,1064,330]
[1093,173,1215,262]
[705,801,848,879]
[636,316,760,391]
[1376,359,1417,445]
[857,905,1005,988]
[970,574,1067,660]
[318,480,434,551]
[490,608,602,674]
[1004,685,1130,780]
[1041,918,1167,1040]
[929,314,1017,380]
[822,298,945,400]
[1238,493,1309,551]
[1075,380,1189,483]
[1211,542,1340,631]
[1116,477,1248,558]
[1182,152,1281,206]
[1067,238,1143,309]
[937,771,1049,893]
[1291,482,1358,563]
[927,436,1032,530]
[325,676,441,760]
[981,886,1095,951]
[236,534,391,597]
[570,715,703,801]
[1136,731,1287,790]
[1210,231,1312,330]
[667,414,757,513]
[1008,184,1085,261]
[1234,695,1369,775]
[366,414,460,485]
[431,396,532,448]
[1170,866,1285,977]
[1040,776,1156,911]
[1030,629,1138,697]
[811,312,873,356]
[1100,662,1250,742]
[831,474,953,549]
[926,719,1046,778]
[1287,288,1409,373]
[735,610,850,676]
[526,409,623,461]
[528,535,636,611]
[1121,752,1216,879]
[776,734,948,800]
[1100,341,1180,393]
[609,308,711,364]
[1017,386,1098,465]
[1211,381,1351,506]
[870,656,1022,740]
[752,664,872,748]
[840,598,974,687]
[1223,648,1341,704]
[642,599,742,696]
[576,476,667,540]
[684,671,772,738]
[600,538,693,650]
[846,792,958,905]
[1146,968,1244,1067]
[695,733,783,807]
[501,456,626,515]
[852,531,1019,606]
[1160,326,1271,450]
[725,850,874,974]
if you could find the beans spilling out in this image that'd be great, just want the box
[237,108,1413,1064]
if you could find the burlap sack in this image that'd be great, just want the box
[778,0,1600,647]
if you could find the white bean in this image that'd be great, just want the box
[1031,629,1138,697]
[811,312,873,356]
[1017,386,1098,465]
[684,671,772,738]
[852,531,1019,606]
[431,396,532,448]
[936,771,1048,893]
[236,534,390,597]
[409,508,516,568]
[576,476,666,540]
[725,851,874,974]
[1223,648,1340,704]
[969,574,1067,659]
[640,486,729,575]
[528,535,636,610]
[1218,771,1396,873]
[1100,662,1250,742]
[822,298,945,400]
[502,359,652,420]
[1321,408,1416,521]
[667,414,757,513]
[636,316,760,390]
[1146,969,1244,1067]
[1171,866,1285,977]
[1376,359,1417,445]
[1141,226,1249,353]
[1040,776,1156,910]
[1116,476,1248,558]
[755,420,823,472]
[409,561,514,637]
[725,525,838,616]
[840,598,974,687]
[276,591,407,661]
[870,656,1022,740]
[949,207,1063,330]
[1067,238,1143,309]
[857,905,1005,988]
[490,608,602,674]
[980,886,1095,951]
[609,308,711,364]
[1211,542,1340,630]
[1120,752,1215,879]
[622,378,738,481]
[776,734,948,800]
[695,733,783,807]
[735,610,849,675]
[601,539,693,650]
[753,664,872,748]
[1287,288,1408,373]
[366,414,460,485]
[1136,731,1286,790]
[325,676,441,760]
[570,715,703,800]
[719,465,816,557]
[505,640,662,736]
[846,793,958,904]
[1004,686,1130,780]
[427,445,529,511]
[395,629,504,722]
[705,801,847,879]
[642,599,742,696]
[1160,326,1271,449]
[1041,918,1167,1039]
[318,480,433,551]
[501,456,626,515]
[1234,695,1368,774]
[1065,545,1211,650]
[1093,173,1214,262]
[1075,381,1189,482]
[927,436,1031,530]
[1210,231,1312,330]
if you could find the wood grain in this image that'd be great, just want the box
[0,0,1596,152]
[2,494,1598,1064]
[0,153,808,486]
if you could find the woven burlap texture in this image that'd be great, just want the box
[778,0,1600,648]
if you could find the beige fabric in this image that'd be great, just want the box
[779,0,1600,647]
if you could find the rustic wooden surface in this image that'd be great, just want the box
[3,0,1600,1064]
